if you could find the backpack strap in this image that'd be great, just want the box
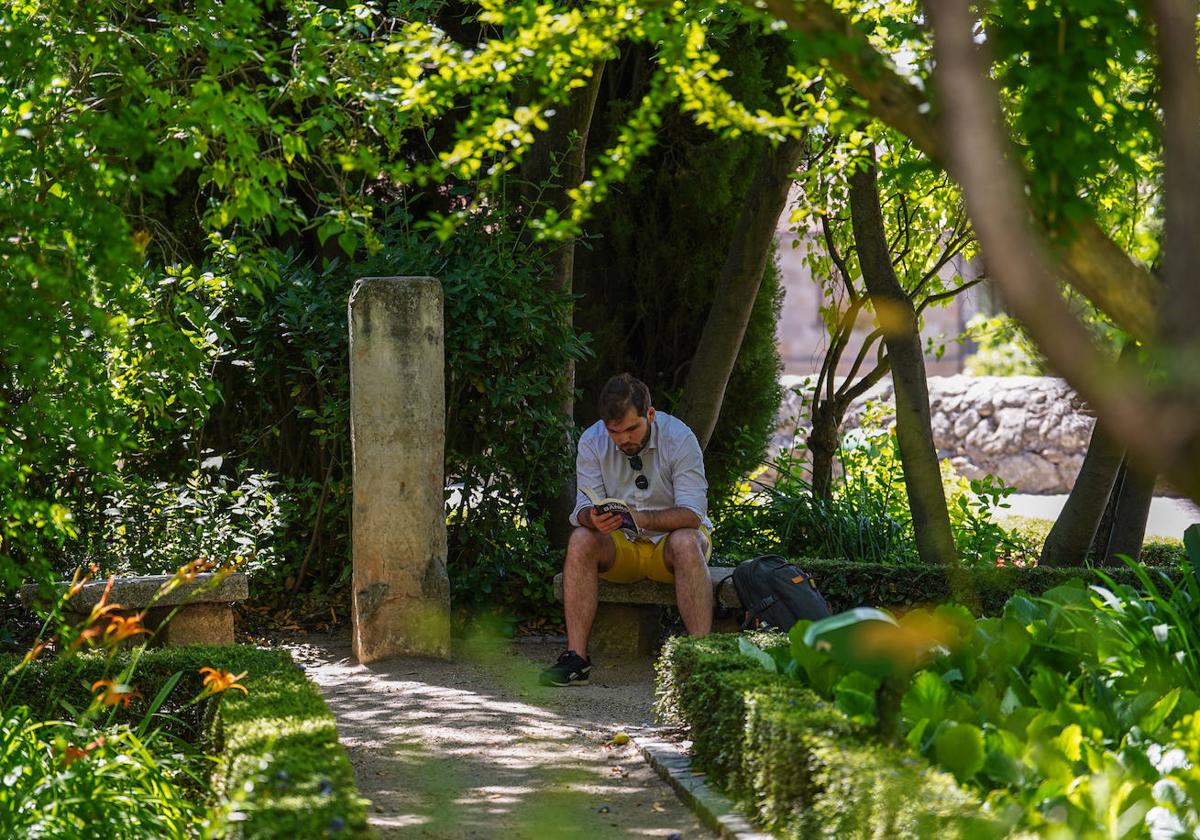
[714,570,736,603]
[713,572,738,620]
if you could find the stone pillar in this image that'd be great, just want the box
[349,277,451,662]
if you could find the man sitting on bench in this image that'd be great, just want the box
[540,373,713,687]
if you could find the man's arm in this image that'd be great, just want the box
[663,427,709,528]
[631,506,701,533]
[569,431,603,528]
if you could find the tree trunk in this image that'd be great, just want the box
[519,65,604,549]
[808,398,842,499]
[848,154,958,567]
[1089,461,1124,562]
[1102,460,1156,566]
[1039,414,1125,567]
[675,136,805,449]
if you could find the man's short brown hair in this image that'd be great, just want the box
[598,373,651,422]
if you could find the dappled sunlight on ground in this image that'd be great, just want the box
[291,629,709,839]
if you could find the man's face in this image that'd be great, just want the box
[605,406,655,456]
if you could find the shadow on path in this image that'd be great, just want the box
[292,630,710,839]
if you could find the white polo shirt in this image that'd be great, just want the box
[569,411,712,542]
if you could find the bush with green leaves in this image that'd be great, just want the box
[713,404,1037,568]
[655,633,997,839]
[66,467,284,582]
[182,207,586,614]
[1,704,206,838]
[0,0,433,590]
[735,525,1200,836]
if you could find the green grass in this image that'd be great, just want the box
[3,645,371,839]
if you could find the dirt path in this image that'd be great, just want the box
[290,629,712,839]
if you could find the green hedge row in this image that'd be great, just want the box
[6,645,371,839]
[655,633,1005,839]
[781,557,1162,616]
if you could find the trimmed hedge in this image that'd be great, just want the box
[782,557,1166,616]
[656,634,1005,839]
[4,645,370,839]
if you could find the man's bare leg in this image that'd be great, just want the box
[563,527,615,657]
[665,529,712,637]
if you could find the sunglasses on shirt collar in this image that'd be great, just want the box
[628,455,649,490]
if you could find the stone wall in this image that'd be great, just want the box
[773,375,1095,494]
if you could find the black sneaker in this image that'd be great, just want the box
[540,650,592,686]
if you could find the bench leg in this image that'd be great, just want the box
[157,603,235,646]
[589,603,659,659]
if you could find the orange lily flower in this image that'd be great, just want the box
[64,563,98,601]
[91,679,142,708]
[86,576,122,624]
[61,736,106,767]
[70,577,130,651]
[154,558,218,601]
[199,667,249,695]
[103,614,149,646]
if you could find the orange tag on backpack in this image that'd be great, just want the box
[791,575,806,584]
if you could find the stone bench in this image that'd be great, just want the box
[552,566,742,658]
[20,572,249,646]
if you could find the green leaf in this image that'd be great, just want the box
[1184,524,1200,576]
[981,729,1026,787]
[902,670,949,725]
[1028,666,1067,710]
[1139,687,1181,735]
[138,670,185,738]
[933,721,986,783]
[834,670,880,724]
[1052,724,1083,762]
[738,636,777,673]
[803,607,905,679]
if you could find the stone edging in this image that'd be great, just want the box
[628,726,773,840]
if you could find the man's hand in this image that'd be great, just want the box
[582,506,625,534]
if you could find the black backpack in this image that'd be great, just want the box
[719,554,831,632]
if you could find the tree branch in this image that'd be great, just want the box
[750,0,1161,339]
[840,327,885,391]
[925,0,1199,500]
[820,212,857,301]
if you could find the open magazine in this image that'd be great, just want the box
[582,485,642,537]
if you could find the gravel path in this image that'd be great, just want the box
[289,629,712,839]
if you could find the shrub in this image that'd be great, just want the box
[1003,514,1187,568]
[656,633,999,839]
[712,405,1038,569]
[0,704,204,838]
[68,468,284,581]
[784,557,1159,617]
[749,530,1200,836]
[3,645,369,839]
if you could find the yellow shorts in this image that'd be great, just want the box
[600,527,713,584]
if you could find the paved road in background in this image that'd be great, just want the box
[1000,495,1200,540]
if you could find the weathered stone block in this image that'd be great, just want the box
[156,603,235,646]
[551,567,741,657]
[349,277,451,663]
[590,604,660,658]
